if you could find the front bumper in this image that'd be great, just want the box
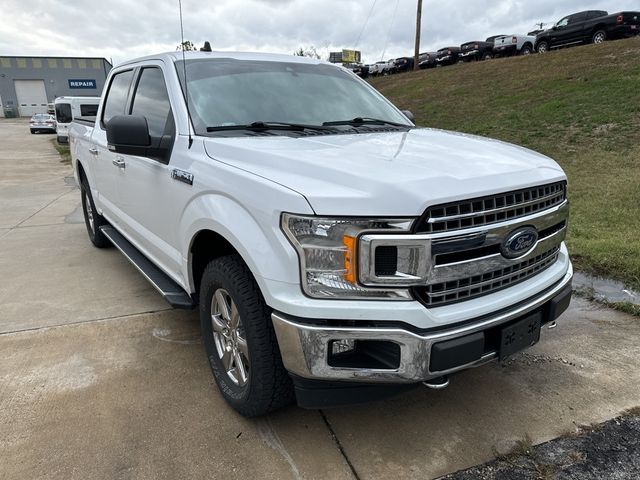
[272,267,572,383]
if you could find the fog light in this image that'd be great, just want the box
[331,339,356,355]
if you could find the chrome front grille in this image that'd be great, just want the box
[415,246,561,307]
[416,182,566,234]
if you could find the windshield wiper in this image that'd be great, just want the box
[206,121,335,133]
[322,117,410,127]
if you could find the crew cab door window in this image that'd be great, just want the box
[102,70,134,126]
[130,67,174,139]
[569,12,588,24]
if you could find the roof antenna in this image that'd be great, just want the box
[178,0,193,148]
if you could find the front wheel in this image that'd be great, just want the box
[537,41,549,53]
[592,30,607,44]
[481,52,493,61]
[520,45,533,56]
[200,255,294,417]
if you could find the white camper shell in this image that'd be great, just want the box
[54,96,100,144]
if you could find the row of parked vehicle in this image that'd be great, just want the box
[360,8,639,77]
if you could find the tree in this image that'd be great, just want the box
[177,40,196,52]
[293,46,321,59]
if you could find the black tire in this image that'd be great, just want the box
[200,255,294,417]
[537,41,549,54]
[592,30,607,44]
[481,52,493,61]
[80,178,111,248]
[520,45,533,56]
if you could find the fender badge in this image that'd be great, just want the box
[171,169,194,186]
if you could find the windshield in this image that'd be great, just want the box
[176,59,411,135]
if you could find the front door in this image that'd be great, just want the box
[110,65,183,280]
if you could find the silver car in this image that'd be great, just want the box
[30,114,56,134]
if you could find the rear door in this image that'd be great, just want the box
[90,68,135,219]
[110,64,181,276]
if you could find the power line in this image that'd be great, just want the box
[354,0,378,50]
[380,0,400,61]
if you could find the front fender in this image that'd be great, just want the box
[180,192,313,301]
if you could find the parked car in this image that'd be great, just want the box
[29,114,56,134]
[342,63,369,79]
[436,46,461,66]
[70,51,572,416]
[392,56,414,73]
[418,52,437,69]
[54,96,101,144]
[535,10,640,53]
[459,36,505,61]
[494,34,536,56]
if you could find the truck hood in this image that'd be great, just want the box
[203,128,566,216]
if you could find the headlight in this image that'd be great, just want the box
[281,214,429,300]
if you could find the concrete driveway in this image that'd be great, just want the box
[1,118,638,479]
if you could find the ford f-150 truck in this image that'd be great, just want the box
[70,51,573,417]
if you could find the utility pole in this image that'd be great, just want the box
[413,0,423,71]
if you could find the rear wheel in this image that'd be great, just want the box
[200,255,294,417]
[592,30,607,44]
[80,178,111,248]
[537,41,549,53]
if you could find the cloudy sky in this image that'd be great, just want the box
[2,0,638,65]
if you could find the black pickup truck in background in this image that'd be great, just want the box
[536,10,640,53]
[436,46,461,66]
[459,35,506,61]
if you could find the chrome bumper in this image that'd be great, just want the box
[272,267,572,383]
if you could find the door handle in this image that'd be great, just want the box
[89,147,99,156]
[112,157,126,169]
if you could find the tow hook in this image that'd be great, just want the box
[423,376,450,390]
[548,321,557,329]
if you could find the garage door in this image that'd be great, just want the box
[14,80,48,117]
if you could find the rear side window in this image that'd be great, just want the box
[55,103,72,124]
[80,104,98,116]
[130,67,174,138]
[587,11,606,20]
[569,12,588,24]
[102,70,134,126]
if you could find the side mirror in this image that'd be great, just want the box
[552,25,559,30]
[106,115,150,156]
[401,110,415,122]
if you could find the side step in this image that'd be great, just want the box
[100,226,196,309]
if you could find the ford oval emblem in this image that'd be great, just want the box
[501,227,538,259]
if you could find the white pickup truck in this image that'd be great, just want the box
[70,51,573,416]
[493,34,536,56]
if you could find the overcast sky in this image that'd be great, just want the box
[2,0,638,65]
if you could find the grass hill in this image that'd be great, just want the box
[371,37,640,291]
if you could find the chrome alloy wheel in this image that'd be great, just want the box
[593,32,606,44]
[84,192,95,233]
[211,288,250,386]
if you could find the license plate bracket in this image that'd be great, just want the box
[500,312,542,360]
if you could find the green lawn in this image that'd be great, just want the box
[51,138,71,165]
[371,37,640,290]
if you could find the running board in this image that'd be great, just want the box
[100,226,196,309]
